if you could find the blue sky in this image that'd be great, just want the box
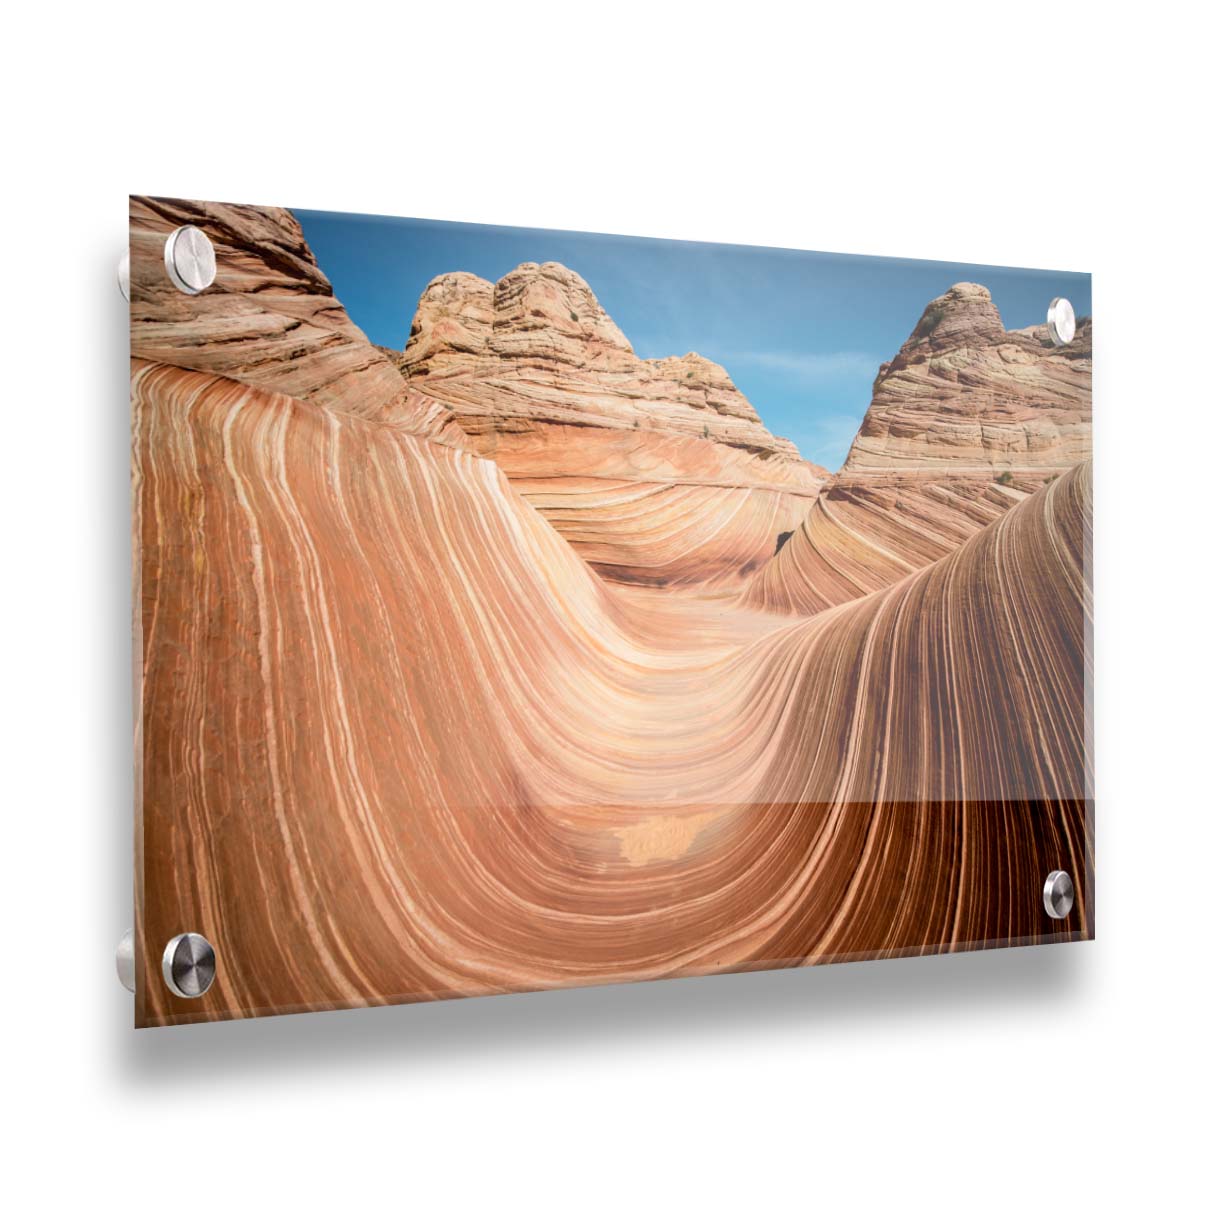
[296,209,1091,472]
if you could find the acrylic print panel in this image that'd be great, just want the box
[130,196,1093,1026]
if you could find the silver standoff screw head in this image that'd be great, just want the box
[116,928,135,993]
[163,225,217,295]
[117,250,130,301]
[1046,297,1076,346]
[161,932,217,998]
[1043,870,1075,920]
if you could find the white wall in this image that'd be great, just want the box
[4,3,1219,1218]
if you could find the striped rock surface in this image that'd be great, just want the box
[843,281,1092,473]
[134,355,1092,1026]
[744,284,1092,615]
[128,195,468,446]
[393,261,827,588]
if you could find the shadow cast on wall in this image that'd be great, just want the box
[113,941,1087,1087]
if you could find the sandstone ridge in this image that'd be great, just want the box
[128,195,467,447]
[744,282,1092,615]
[845,281,1092,473]
[395,259,828,588]
[400,261,812,461]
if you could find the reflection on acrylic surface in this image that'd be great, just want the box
[130,196,1093,1025]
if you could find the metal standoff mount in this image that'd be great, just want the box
[1046,297,1076,346]
[117,226,216,300]
[163,225,217,295]
[116,930,218,997]
[162,932,217,998]
[1043,869,1075,919]
[116,928,135,993]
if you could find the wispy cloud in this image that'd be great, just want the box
[786,412,866,472]
[726,349,882,384]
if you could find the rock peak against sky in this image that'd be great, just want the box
[393,258,827,587]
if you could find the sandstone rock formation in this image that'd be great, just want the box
[392,261,827,587]
[744,283,1092,615]
[844,281,1092,473]
[128,195,468,446]
[130,202,1092,1026]
[134,356,1092,1025]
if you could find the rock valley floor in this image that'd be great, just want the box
[131,198,1093,1025]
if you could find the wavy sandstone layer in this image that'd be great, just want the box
[128,195,467,446]
[393,261,827,587]
[134,356,1091,1026]
[744,283,1092,615]
[844,281,1092,473]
